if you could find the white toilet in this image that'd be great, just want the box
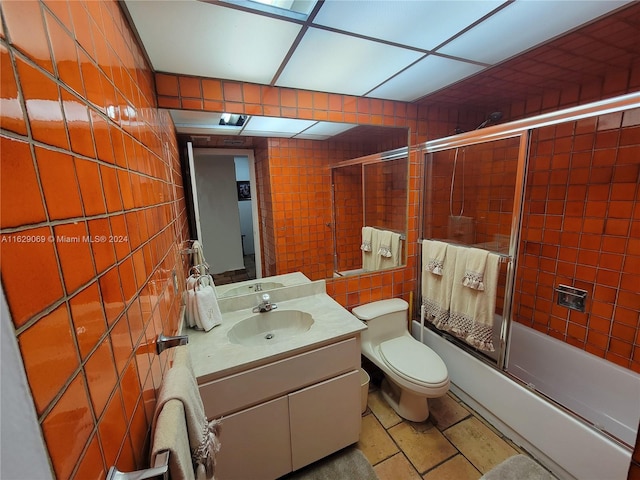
[353,298,449,422]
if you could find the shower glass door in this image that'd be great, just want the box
[421,133,528,365]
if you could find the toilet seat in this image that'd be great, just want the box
[379,337,448,388]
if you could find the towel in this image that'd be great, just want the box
[152,400,196,480]
[449,248,500,352]
[421,243,457,330]
[193,276,222,332]
[379,232,403,270]
[151,346,221,479]
[463,247,489,290]
[363,228,379,271]
[423,240,448,276]
[186,275,199,328]
[377,229,393,258]
[360,226,373,252]
[192,240,206,268]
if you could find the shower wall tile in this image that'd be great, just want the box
[0,0,188,477]
[515,109,640,371]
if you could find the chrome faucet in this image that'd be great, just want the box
[253,293,277,313]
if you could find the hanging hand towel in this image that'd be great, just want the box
[360,226,373,252]
[449,248,500,352]
[192,276,222,332]
[152,400,195,480]
[151,346,221,480]
[377,229,393,258]
[363,228,379,271]
[423,239,448,276]
[421,242,457,330]
[192,240,206,268]
[379,232,403,269]
[185,274,200,329]
[463,247,489,290]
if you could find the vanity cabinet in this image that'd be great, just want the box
[201,337,361,480]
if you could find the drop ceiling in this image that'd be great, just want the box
[124,0,636,138]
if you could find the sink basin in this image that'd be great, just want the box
[220,281,285,297]
[227,310,314,346]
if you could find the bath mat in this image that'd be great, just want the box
[282,446,378,480]
[480,454,556,480]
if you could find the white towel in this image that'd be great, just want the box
[185,275,199,328]
[463,247,489,290]
[379,232,402,269]
[360,226,373,252]
[449,248,500,352]
[377,230,393,258]
[363,228,378,271]
[151,346,221,479]
[421,243,457,330]
[193,276,222,332]
[192,240,205,268]
[423,240,448,276]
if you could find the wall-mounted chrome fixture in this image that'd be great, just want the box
[107,450,169,480]
[556,284,588,312]
[476,111,504,129]
[156,333,189,355]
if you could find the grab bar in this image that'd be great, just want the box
[107,450,169,480]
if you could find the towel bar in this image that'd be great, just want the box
[107,450,169,480]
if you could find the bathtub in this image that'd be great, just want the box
[413,321,637,480]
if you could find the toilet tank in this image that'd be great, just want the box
[352,299,408,345]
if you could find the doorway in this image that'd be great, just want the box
[186,144,262,282]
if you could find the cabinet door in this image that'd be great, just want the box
[289,370,361,471]
[215,396,292,480]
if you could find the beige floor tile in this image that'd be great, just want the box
[443,417,518,474]
[374,453,422,480]
[357,413,399,465]
[388,422,457,474]
[422,454,482,480]
[368,389,402,429]
[428,394,471,430]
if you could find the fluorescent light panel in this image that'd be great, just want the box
[276,27,423,96]
[125,0,301,83]
[312,0,503,51]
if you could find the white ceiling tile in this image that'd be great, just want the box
[313,0,504,50]
[302,122,356,136]
[368,55,484,102]
[125,0,301,83]
[438,0,632,65]
[242,116,316,136]
[275,27,423,96]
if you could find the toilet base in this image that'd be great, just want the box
[381,378,430,422]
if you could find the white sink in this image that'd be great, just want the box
[227,310,314,346]
[220,281,285,297]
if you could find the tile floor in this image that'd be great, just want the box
[358,376,546,479]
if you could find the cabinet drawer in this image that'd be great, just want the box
[201,337,360,419]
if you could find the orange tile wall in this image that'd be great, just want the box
[514,109,640,372]
[0,1,189,478]
[364,157,408,234]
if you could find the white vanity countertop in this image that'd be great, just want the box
[186,289,366,384]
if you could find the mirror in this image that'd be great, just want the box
[332,149,409,277]
[174,110,409,288]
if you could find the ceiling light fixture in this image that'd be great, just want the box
[219,114,247,127]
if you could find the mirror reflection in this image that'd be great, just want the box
[332,150,408,277]
[177,111,409,292]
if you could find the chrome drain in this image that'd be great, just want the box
[264,333,274,340]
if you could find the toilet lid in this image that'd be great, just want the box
[379,337,448,386]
